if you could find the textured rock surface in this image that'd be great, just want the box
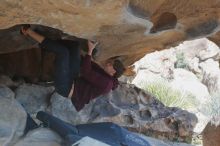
[202,122,220,146]
[14,128,62,146]
[25,82,197,142]
[15,84,54,114]
[170,69,210,104]
[0,47,41,83]
[0,86,27,146]
[200,59,220,94]
[0,47,55,83]
[0,82,197,145]
[127,38,220,136]
[1,0,220,65]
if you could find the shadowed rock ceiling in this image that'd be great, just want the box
[1,0,220,65]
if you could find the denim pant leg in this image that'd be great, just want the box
[36,111,78,138]
[23,113,39,135]
[39,39,72,97]
[57,40,81,82]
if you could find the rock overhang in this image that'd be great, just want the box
[0,0,220,66]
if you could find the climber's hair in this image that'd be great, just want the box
[106,57,125,78]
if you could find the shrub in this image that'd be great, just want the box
[200,92,220,126]
[140,81,197,109]
[174,52,188,69]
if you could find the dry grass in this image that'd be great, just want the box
[140,81,197,109]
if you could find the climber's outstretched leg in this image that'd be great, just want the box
[36,111,79,139]
[21,26,80,97]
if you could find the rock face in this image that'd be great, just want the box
[203,123,220,146]
[14,82,197,143]
[0,86,27,146]
[200,59,220,94]
[170,69,210,104]
[15,84,54,114]
[129,38,220,136]
[1,0,220,65]
[14,128,62,146]
[0,48,42,83]
[0,80,197,145]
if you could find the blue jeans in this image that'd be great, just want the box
[36,111,81,145]
[39,39,81,97]
[35,111,151,146]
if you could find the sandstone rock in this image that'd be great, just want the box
[0,86,27,146]
[73,135,194,146]
[0,85,14,98]
[170,69,210,104]
[140,135,194,146]
[131,49,211,135]
[197,40,220,61]
[0,47,55,83]
[149,109,197,142]
[49,83,197,142]
[187,57,202,75]
[132,70,166,89]
[176,38,219,61]
[1,1,220,65]
[203,122,220,146]
[199,92,220,127]
[15,84,54,114]
[0,81,198,145]
[192,112,210,134]
[72,136,110,146]
[0,75,18,87]
[133,48,176,80]
[0,48,41,83]
[199,59,220,94]
[50,93,83,125]
[15,128,62,146]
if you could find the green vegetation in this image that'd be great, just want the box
[141,81,197,109]
[200,92,220,126]
[192,134,202,145]
[174,52,188,69]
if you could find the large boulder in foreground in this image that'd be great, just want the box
[0,83,196,146]
[8,81,198,142]
[15,84,54,114]
[0,86,27,146]
[15,128,62,146]
[50,83,197,142]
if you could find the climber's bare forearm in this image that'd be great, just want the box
[26,29,45,43]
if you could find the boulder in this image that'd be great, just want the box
[0,86,27,146]
[197,40,220,61]
[0,75,19,87]
[176,38,220,61]
[133,48,176,80]
[187,57,202,75]
[170,69,210,104]
[15,84,54,114]
[15,128,62,146]
[1,1,220,65]
[203,122,220,146]
[49,93,83,125]
[0,81,198,145]
[49,83,197,142]
[199,59,220,94]
[132,70,166,88]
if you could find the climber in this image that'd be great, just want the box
[20,25,125,111]
[24,111,151,146]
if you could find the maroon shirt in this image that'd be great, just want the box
[71,55,118,111]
